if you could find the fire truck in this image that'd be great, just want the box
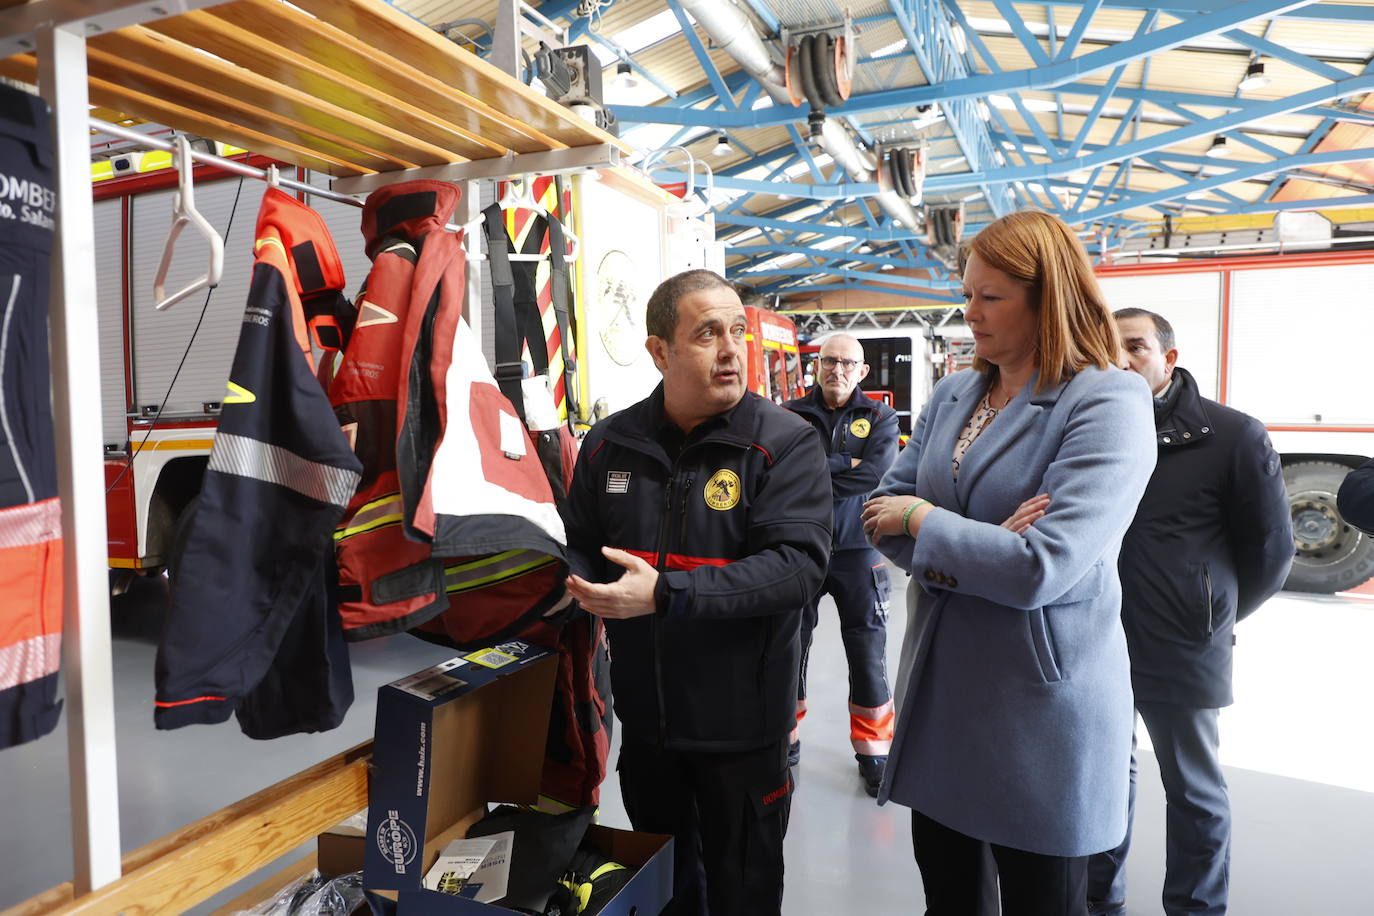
[743,305,806,403]
[94,152,374,579]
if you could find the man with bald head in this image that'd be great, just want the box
[784,334,900,796]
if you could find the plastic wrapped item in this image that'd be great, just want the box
[230,869,366,916]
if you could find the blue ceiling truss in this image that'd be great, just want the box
[532,0,1374,306]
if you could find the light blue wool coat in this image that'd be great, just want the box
[873,364,1156,857]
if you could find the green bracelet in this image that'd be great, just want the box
[902,499,930,537]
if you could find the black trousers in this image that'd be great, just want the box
[912,811,1089,916]
[618,736,791,916]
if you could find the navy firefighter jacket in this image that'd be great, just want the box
[561,386,831,752]
[784,385,899,551]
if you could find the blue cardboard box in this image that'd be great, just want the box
[362,640,672,915]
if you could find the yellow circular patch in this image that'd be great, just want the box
[703,469,742,511]
[850,417,872,439]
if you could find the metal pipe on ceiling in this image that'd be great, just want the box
[675,0,924,233]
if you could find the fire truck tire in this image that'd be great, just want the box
[1283,460,1374,594]
[166,494,200,583]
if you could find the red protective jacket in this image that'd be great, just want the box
[330,181,567,647]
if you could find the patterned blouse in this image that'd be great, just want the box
[952,390,1001,480]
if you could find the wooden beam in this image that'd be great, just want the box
[2,743,372,916]
[96,27,463,169]
[82,46,408,173]
[201,1,559,155]
[0,54,369,176]
[287,0,629,154]
[148,9,508,160]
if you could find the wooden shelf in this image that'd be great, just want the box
[0,0,629,177]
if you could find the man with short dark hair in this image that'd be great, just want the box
[562,269,831,916]
[783,333,899,796]
[1087,308,1293,916]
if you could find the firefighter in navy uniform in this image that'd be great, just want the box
[783,333,900,796]
[561,270,831,916]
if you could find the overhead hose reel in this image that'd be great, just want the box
[925,203,965,249]
[878,145,927,205]
[783,25,855,141]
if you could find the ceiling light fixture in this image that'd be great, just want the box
[1205,135,1230,159]
[1238,60,1269,92]
[712,133,731,157]
[1186,190,1207,200]
[612,61,639,91]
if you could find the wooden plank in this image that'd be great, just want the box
[206,0,571,155]
[285,0,628,154]
[202,0,563,155]
[149,9,509,159]
[0,54,368,176]
[96,27,463,169]
[82,46,407,173]
[3,743,372,916]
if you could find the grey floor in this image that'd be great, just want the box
[2,569,1372,913]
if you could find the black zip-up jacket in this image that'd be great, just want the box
[561,386,831,751]
[783,386,899,551]
[1119,366,1293,708]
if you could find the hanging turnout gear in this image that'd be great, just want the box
[155,188,362,737]
[0,84,61,751]
[329,180,569,651]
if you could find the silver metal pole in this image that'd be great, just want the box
[89,117,367,209]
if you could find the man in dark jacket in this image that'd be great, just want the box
[1337,457,1374,534]
[783,334,899,796]
[1087,308,1293,916]
[562,269,831,916]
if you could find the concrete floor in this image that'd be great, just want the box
[2,570,1372,913]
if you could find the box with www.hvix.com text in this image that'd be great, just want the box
[361,640,673,916]
[365,641,556,892]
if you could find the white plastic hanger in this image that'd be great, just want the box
[153,134,226,311]
[642,145,714,219]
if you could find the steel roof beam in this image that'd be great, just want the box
[666,0,737,110]
[925,72,1374,189]
[1055,0,1107,62]
[613,0,1319,130]
[992,0,1053,66]
[766,281,966,304]
[897,0,1009,215]
[1221,29,1353,83]
[730,245,943,272]
[744,266,957,290]
[1073,146,1374,220]
[1014,1,1374,26]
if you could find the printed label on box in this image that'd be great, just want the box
[391,657,469,700]
[463,647,518,669]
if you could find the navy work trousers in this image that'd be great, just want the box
[797,547,892,753]
[618,735,791,916]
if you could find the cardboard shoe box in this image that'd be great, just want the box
[361,640,672,915]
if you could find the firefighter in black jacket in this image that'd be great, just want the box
[1087,309,1293,916]
[782,334,899,796]
[562,270,831,916]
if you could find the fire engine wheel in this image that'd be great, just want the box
[166,494,200,582]
[1283,461,1374,594]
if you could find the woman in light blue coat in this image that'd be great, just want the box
[861,210,1156,914]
